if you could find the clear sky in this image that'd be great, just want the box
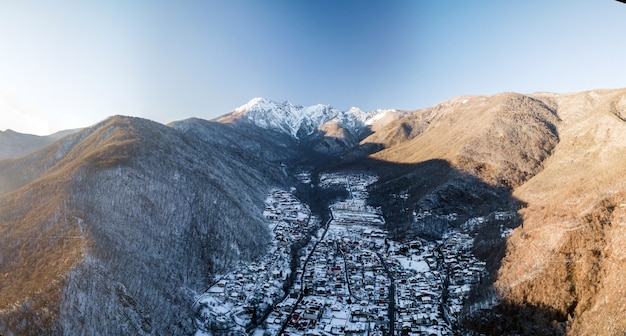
[1,0,625,135]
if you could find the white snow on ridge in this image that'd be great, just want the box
[364,109,393,125]
[230,98,395,139]
[232,97,282,114]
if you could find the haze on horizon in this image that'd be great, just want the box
[0,0,625,136]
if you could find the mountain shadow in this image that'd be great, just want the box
[319,157,567,335]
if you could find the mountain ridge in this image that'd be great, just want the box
[0,128,80,160]
[218,97,403,141]
[1,89,626,335]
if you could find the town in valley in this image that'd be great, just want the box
[194,171,510,336]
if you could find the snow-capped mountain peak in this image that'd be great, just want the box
[348,106,364,115]
[223,98,391,140]
[233,97,269,113]
[234,97,298,115]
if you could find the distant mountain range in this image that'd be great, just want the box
[219,97,399,139]
[1,89,626,335]
[217,97,406,155]
[0,128,79,160]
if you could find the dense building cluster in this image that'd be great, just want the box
[194,189,318,334]
[195,172,490,336]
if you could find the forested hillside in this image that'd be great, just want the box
[0,116,287,335]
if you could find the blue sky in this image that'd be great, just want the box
[1,0,625,135]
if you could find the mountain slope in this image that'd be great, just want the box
[170,117,298,162]
[0,116,286,335]
[0,128,97,195]
[0,128,78,160]
[358,89,626,334]
[495,89,626,335]
[367,92,560,187]
[360,92,560,246]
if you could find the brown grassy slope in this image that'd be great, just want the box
[366,92,560,187]
[0,116,141,333]
[496,89,626,335]
[0,180,86,334]
[0,116,135,196]
[318,118,352,139]
[364,89,626,334]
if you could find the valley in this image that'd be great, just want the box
[194,171,500,336]
[1,89,626,335]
